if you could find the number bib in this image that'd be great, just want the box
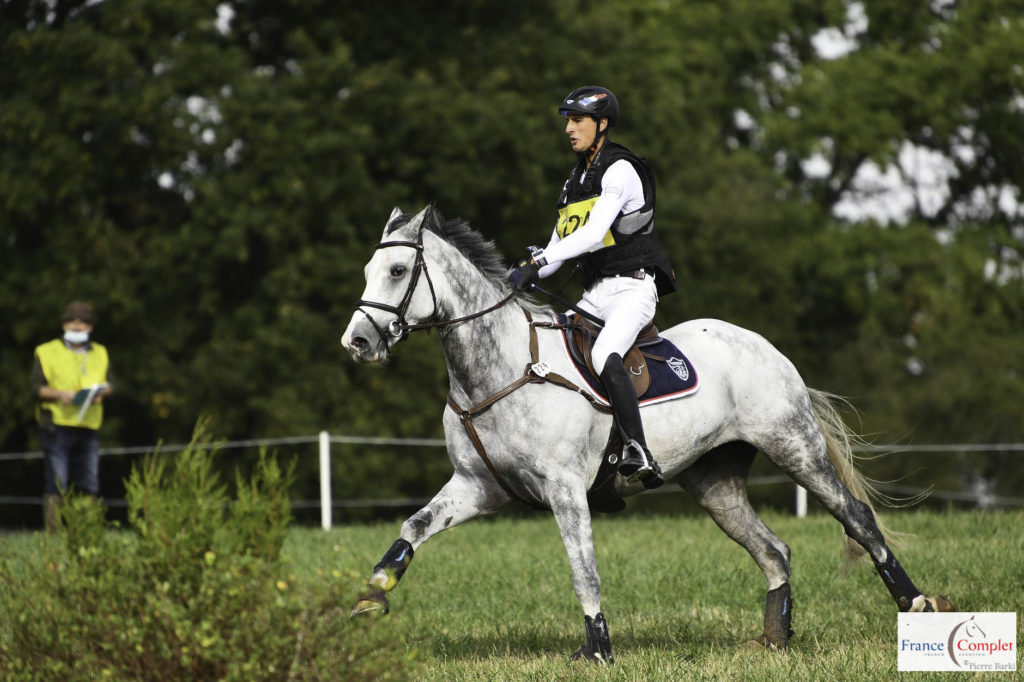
[556,197,616,250]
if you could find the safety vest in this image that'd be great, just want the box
[35,339,109,430]
[556,141,676,296]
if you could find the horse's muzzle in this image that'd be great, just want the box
[343,336,379,363]
[342,317,391,364]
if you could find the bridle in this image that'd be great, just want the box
[354,226,517,350]
[354,223,609,505]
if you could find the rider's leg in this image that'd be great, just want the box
[584,275,663,488]
[599,354,663,488]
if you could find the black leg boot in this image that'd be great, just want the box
[600,353,664,489]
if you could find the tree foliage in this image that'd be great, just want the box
[2,0,1022,517]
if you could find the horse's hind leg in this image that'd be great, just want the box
[677,442,794,650]
[776,456,943,612]
[759,396,954,613]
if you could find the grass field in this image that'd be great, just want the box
[314,508,1022,681]
[2,509,1020,680]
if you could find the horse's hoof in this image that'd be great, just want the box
[742,633,789,652]
[924,595,957,612]
[569,644,613,664]
[350,587,390,617]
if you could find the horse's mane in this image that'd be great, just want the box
[385,205,510,283]
[386,205,552,315]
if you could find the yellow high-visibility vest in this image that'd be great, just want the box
[35,339,109,430]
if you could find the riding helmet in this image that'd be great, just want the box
[559,86,619,126]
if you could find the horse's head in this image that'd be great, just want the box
[342,206,441,363]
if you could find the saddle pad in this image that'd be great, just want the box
[556,314,699,407]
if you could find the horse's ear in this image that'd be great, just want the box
[404,205,431,235]
[383,207,404,238]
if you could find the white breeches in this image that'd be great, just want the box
[577,274,658,375]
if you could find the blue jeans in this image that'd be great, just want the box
[41,424,100,496]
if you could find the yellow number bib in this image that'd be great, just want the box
[556,197,616,249]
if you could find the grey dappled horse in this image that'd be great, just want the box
[341,205,953,663]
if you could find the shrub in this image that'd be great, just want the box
[0,424,416,681]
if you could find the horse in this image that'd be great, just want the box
[340,204,954,663]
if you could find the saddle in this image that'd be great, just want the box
[565,314,662,397]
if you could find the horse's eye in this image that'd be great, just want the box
[390,265,407,278]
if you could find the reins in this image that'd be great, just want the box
[400,290,518,334]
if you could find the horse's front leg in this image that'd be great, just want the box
[549,485,614,664]
[351,472,508,616]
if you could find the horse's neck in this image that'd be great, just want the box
[435,261,531,405]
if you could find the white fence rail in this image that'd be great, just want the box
[3,434,1023,528]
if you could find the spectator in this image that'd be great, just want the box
[31,302,113,530]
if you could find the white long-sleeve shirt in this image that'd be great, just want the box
[538,158,645,278]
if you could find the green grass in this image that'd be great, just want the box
[3,509,1021,680]
[312,509,1023,681]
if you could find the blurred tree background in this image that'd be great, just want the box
[2,0,1022,526]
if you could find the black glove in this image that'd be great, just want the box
[509,259,541,291]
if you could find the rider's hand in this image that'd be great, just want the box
[509,259,541,291]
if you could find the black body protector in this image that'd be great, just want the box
[555,141,676,297]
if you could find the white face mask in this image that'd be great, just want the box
[64,330,90,345]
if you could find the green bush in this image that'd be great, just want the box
[0,424,417,681]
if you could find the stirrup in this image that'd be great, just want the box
[617,440,664,489]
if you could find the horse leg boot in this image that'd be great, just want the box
[753,583,794,650]
[600,353,664,489]
[874,549,956,612]
[351,472,509,617]
[351,539,413,616]
[569,612,614,664]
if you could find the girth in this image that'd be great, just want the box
[446,307,610,504]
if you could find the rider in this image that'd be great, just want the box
[509,86,677,489]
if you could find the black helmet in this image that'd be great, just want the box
[559,86,619,126]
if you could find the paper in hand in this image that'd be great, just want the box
[72,383,108,422]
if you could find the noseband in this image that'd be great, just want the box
[354,227,517,350]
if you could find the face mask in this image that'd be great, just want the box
[64,330,90,345]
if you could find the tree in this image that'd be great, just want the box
[2,1,1021,524]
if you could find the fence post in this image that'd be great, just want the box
[795,485,807,518]
[319,430,332,530]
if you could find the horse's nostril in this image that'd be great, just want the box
[351,336,369,351]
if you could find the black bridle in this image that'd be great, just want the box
[354,226,517,351]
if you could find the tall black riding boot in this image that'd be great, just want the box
[600,353,664,489]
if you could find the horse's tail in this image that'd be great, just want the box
[807,389,903,566]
